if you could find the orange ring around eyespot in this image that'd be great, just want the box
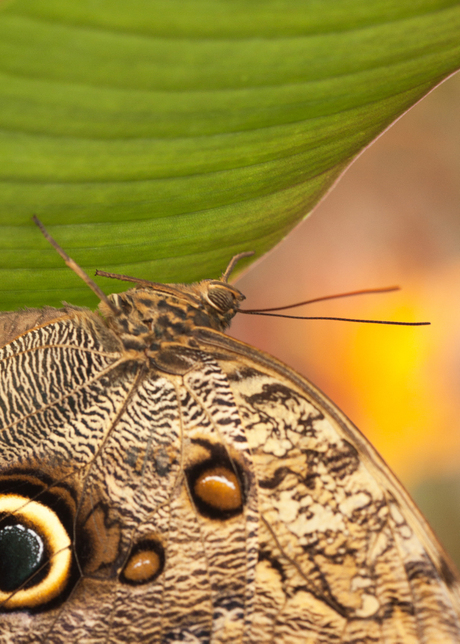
[0,494,71,609]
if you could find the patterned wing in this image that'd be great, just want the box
[0,311,259,643]
[0,307,459,644]
[196,327,460,643]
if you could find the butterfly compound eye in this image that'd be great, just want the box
[0,495,71,610]
[206,285,237,313]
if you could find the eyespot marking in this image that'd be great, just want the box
[194,466,242,512]
[0,495,71,610]
[120,540,164,586]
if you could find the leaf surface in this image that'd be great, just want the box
[0,0,459,307]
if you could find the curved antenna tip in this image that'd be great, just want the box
[222,251,255,282]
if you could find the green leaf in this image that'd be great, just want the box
[0,0,459,308]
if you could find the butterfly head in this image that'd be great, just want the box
[31,217,253,345]
[95,251,253,343]
[190,279,246,329]
[99,278,246,344]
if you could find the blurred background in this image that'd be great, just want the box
[231,71,460,569]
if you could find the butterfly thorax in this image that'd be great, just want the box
[98,279,245,356]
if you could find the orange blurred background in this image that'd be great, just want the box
[231,72,460,569]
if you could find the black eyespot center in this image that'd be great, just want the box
[0,521,47,592]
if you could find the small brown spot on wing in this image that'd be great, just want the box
[120,540,164,586]
[194,466,243,512]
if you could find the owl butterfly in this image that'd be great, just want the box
[0,222,458,644]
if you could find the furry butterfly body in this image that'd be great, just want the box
[0,253,459,642]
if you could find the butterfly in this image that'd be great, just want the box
[0,218,458,643]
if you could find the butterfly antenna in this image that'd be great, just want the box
[95,269,158,287]
[32,216,120,315]
[222,251,255,282]
[241,286,401,313]
[242,312,430,326]
[241,285,430,326]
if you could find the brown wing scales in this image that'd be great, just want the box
[0,273,458,642]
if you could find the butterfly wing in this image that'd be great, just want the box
[0,311,258,643]
[195,326,460,643]
[0,310,459,643]
[0,308,70,347]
